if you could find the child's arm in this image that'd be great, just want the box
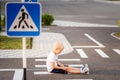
[57,60,64,67]
[50,62,67,70]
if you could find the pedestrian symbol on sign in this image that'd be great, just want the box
[28,0,32,2]
[9,6,38,31]
[25,0,38,2]
[18,8,32,29]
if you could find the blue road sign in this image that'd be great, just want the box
[25,0,38,2]
[6,3,41,37]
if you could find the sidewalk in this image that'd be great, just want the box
[0,32,73,58]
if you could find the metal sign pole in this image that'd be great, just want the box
[6,0,40,79]
[22,37,27,80]
[21,1,27,80]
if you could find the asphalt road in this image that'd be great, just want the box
[45,27,120,80]
[1,0,120,25]
[40,0,120,25]
[0,27,120,80]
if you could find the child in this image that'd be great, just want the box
[46,41,89,74]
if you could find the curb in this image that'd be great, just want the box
[53,20,118,27]
[111,32,120,40]
[94,0,120,4]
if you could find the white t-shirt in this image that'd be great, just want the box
[46,52,58,72]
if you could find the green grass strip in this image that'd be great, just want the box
[0,36,31,49]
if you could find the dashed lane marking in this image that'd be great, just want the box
[113,49,120,55]
[94,49,109,58]
[76,49,120,58]
[76,49,88,58]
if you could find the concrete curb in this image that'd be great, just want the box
[53,20,118,27]
[94,0,120,4]
[111,32,120,40]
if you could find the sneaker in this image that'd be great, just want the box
[82,64,89,74]
[85,64,90,74]
[85,68,89,74]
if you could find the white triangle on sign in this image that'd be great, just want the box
[9,5,39,32]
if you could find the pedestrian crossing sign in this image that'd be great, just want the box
[25,0,38,2]
[6,2,41,37]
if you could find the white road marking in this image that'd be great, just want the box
[34,72,52,75]
[35,64,83,68]
[69,64,83,67]
[76,49,88,58]
[84,33,105,47]
[0,69,16,71]
[0,69,23,80]
[13,69,23,80]
[72,33,105,48]
[94,49,109,58]
[72,46,104,48]
[35,59,80,62]
[113,49,120,55]
[35,65,47,68]
[35,59,46,61]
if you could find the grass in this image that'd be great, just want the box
[114,32,120,38]
[0,35,31,49]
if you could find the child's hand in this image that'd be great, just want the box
[66,67,72,71]
[62,67,68,70]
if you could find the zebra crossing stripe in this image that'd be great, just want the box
[35,65,46,68]
[35,64,83,68]
[113,49,120,55]
[69,64,83,68]
[76,49,88,58]
[34,72,52,75]
[35,59,80,61]
[94,49,109,58]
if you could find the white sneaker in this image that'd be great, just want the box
[85,67,90,74]
[82,64,89,74]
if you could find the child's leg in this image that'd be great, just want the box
[66,67,82,74]
[67,64,89,74]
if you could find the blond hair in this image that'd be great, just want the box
[53,41,64,51]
